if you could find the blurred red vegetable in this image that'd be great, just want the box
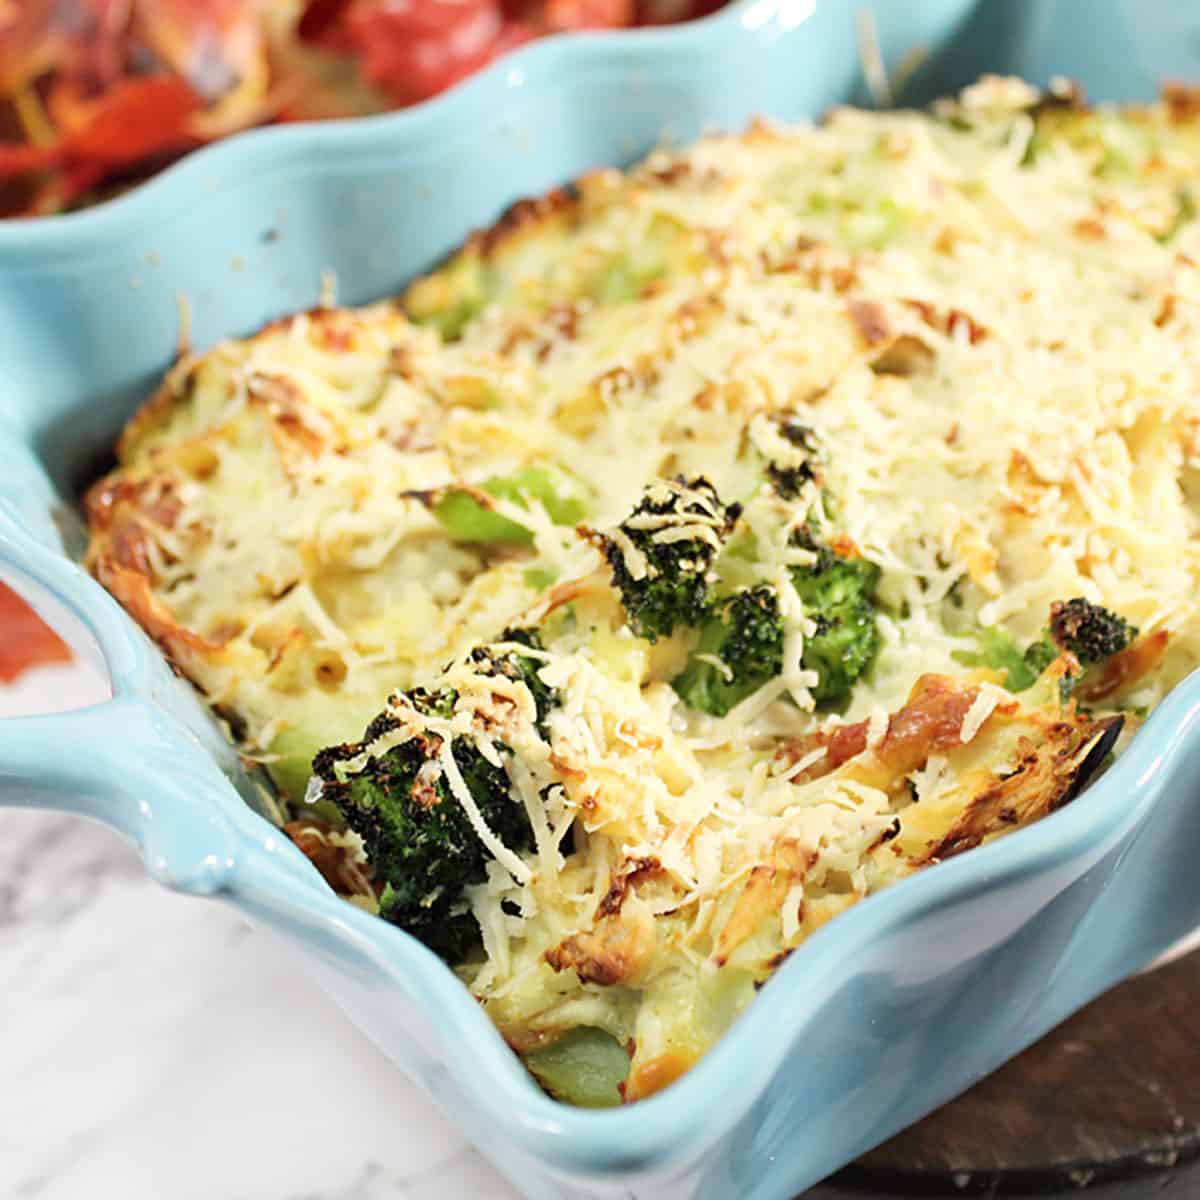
[61,74,201,162]
[0,580,73,684]
[347,0,519,104]
[536,0,633,31]
[0,0,722,216]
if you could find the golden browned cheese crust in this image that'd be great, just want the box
[86,75,1200,1100]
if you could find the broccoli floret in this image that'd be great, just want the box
[790,529,882,709]
[1037,597,1137,701]
[1047,598,1137,668]
[313,666,542,964]
[956,599,1136,701]
[671,525,881,715]
[672,585,784,716]
[602,476,740,642]
[765,419,823,501]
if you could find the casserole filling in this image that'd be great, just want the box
[85,76,1200,1104]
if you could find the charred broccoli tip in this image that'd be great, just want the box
[766,418,823,501]
[602,476,740,642]
[314,680,537,964]
[1048,598,1137,669]
[956,598,1138,701]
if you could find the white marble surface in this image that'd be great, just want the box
[2,658,519,1200]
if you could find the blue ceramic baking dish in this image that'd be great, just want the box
[3,1,1200,1195]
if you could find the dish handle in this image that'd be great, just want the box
[0,447,246,894]
[0,696,239,894]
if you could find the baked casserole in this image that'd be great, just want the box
[84,75,1200,1104]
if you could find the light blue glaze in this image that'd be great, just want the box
[2,2,1199,1196]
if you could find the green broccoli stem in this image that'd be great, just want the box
[433,466,588,545]
[523,1027,630,1108]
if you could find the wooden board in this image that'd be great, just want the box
[806,948,1200,1197]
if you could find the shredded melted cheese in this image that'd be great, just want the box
[86,76,1200,1101]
